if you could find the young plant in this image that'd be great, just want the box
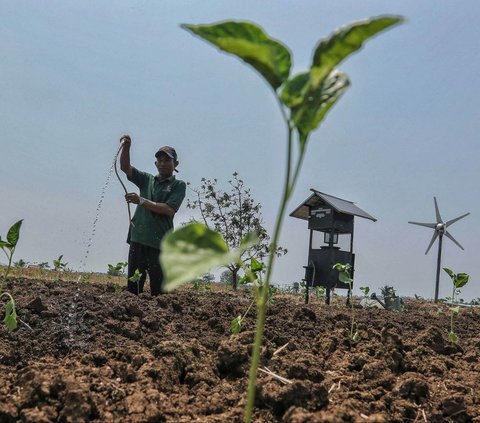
[0,219,23,280]
[128,268,143,295]
[53,255,68,271]
[231,298,255,335]
[360,286,370,297]
[334,263,359,341]
[315,285,326,300]
[80,273,92,284]
[231,257,264,335]
[443,267,469,343]
[162,16,404,422]
[107,261,128,277]
[0,292,17,332]
[191,273,213,291]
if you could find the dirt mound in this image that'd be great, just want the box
[1,278,479,422]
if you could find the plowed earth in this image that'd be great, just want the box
[1,278,479,422]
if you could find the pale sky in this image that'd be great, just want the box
[1,1,479,300]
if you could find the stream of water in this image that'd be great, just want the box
[65,145,125,346]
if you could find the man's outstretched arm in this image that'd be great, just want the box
[119,135,133,179]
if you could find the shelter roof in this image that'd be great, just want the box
[290,189,377,222]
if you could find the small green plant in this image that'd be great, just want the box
[315,285,326,300]
[191,275,212,291]
[231,257,264,335]
[128,268,142,294]
[107,261,128,277]
[414,294,424,300]
[443,267,469,343]
[0,292,17,332]
[53,255,68,271]
[231,299,255,335]
[80,273,92,284]
[359,286,370,297]
[0,219,23,280]
[111,280,122,295]
[334,263,359,340]
[162,16,404,422]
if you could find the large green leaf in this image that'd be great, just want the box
[454,273,469,289]
[311,15,404,88]
[292,69,350,144]
[182,21,291,90]
[6,219,23,247]
[161,223,258,292]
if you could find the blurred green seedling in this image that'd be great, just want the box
[163,16,404,422]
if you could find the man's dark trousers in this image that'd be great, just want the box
[127,241,163,296]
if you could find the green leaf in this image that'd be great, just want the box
[231,316,242,335]
[0,240,12,250]
[338,271,351,284]
[3,299,17,332]
[6,220,23,247]
[360,286,370,296]
[280,71,310,107]
[448,331,458,343]
[310,15,404,88]
[443,267,454,279]
[352,331,360,341]
[182,21,291,90]
[250,257,264,272]
[161,223,258,292]
[292,69,350,144]
[454,273,469,289]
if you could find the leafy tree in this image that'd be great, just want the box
[186,172,286,289]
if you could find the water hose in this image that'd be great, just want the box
[114,141,133,227]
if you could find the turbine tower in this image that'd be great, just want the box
[408,197,469,302]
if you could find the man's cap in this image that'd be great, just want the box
[155,146,178,160]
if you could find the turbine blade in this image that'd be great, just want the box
[445,231,465,250]
[434,197,443,223]
[408,221,437,228]
[425,231,439,255]
[446,212,470,227]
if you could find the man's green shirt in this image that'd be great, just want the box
[127,167,186,250]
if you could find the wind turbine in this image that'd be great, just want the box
[409,197,469,302]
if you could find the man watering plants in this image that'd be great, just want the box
[119,135,186,296]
